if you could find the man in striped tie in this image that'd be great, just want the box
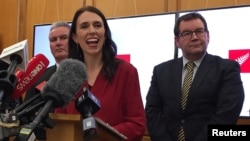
[145,12,244,141]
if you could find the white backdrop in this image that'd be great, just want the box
[34,6,250,117]
[34,13,176,110]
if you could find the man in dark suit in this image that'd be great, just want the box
[145,12,244,141]
[22,21,70,140]
[24,21,70,102]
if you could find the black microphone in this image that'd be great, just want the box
[0,40,29,140]
[0,40,28,104]
[75,87,101,141]
[0,54,22,140]
[0,54,22,104]
[15,86,51,141]
[14,58,87,141]
[0,40,28,72]
[0,60,9,71]
[15,94,45,124]
[75,87,101,118]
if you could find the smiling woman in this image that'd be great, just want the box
[54,6,147,141]
[33,11,176,108]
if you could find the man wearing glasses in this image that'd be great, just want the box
[145,12,244,141]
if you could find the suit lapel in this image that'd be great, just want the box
[172,58,184,112]
[186,54,214,109]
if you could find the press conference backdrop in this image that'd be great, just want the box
[33,5,250,117]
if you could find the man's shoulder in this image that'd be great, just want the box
[33,65,57,85]
[46,65,57,71]
[206,53,238,64]
[156,58,180,68]
[44,65,57,73]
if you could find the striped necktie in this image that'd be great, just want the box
[181,61,195,110]
[178,62,195,141]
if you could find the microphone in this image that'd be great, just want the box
[0,54,48,140]
[14,81,52,141]
[15,81,46,114]
[16,94,45,118]
[14,81,47,126]
[14,58,87,141]
[0,40,28,102]
[0,60,9,71]
[75,86,101,141]
[75,87,101,117]
[0,53,22,103]
[15,70,24,81]
[73,80,100,140]
[12,54,49,100]
[0,40,29,103]
[0,39,28,72]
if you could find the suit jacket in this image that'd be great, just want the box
[145,53,244,141]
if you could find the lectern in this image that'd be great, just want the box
[46,113,127,141]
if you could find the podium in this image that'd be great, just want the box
[46,113,127,141]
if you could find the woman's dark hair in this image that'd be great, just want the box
[68,6,120,81]
[174,12,209,37]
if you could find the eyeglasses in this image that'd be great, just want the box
[179,29,206,40]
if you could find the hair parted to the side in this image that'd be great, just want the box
[50,21,71,31]
[174,12,209,37]
[68,6,122,81]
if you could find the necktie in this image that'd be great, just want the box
[181,62,195,110]
[178,62,195,141]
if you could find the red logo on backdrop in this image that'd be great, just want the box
[116,54,130,63]
[229,49,250,73]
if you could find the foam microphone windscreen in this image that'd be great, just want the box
[42,58,87,107]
